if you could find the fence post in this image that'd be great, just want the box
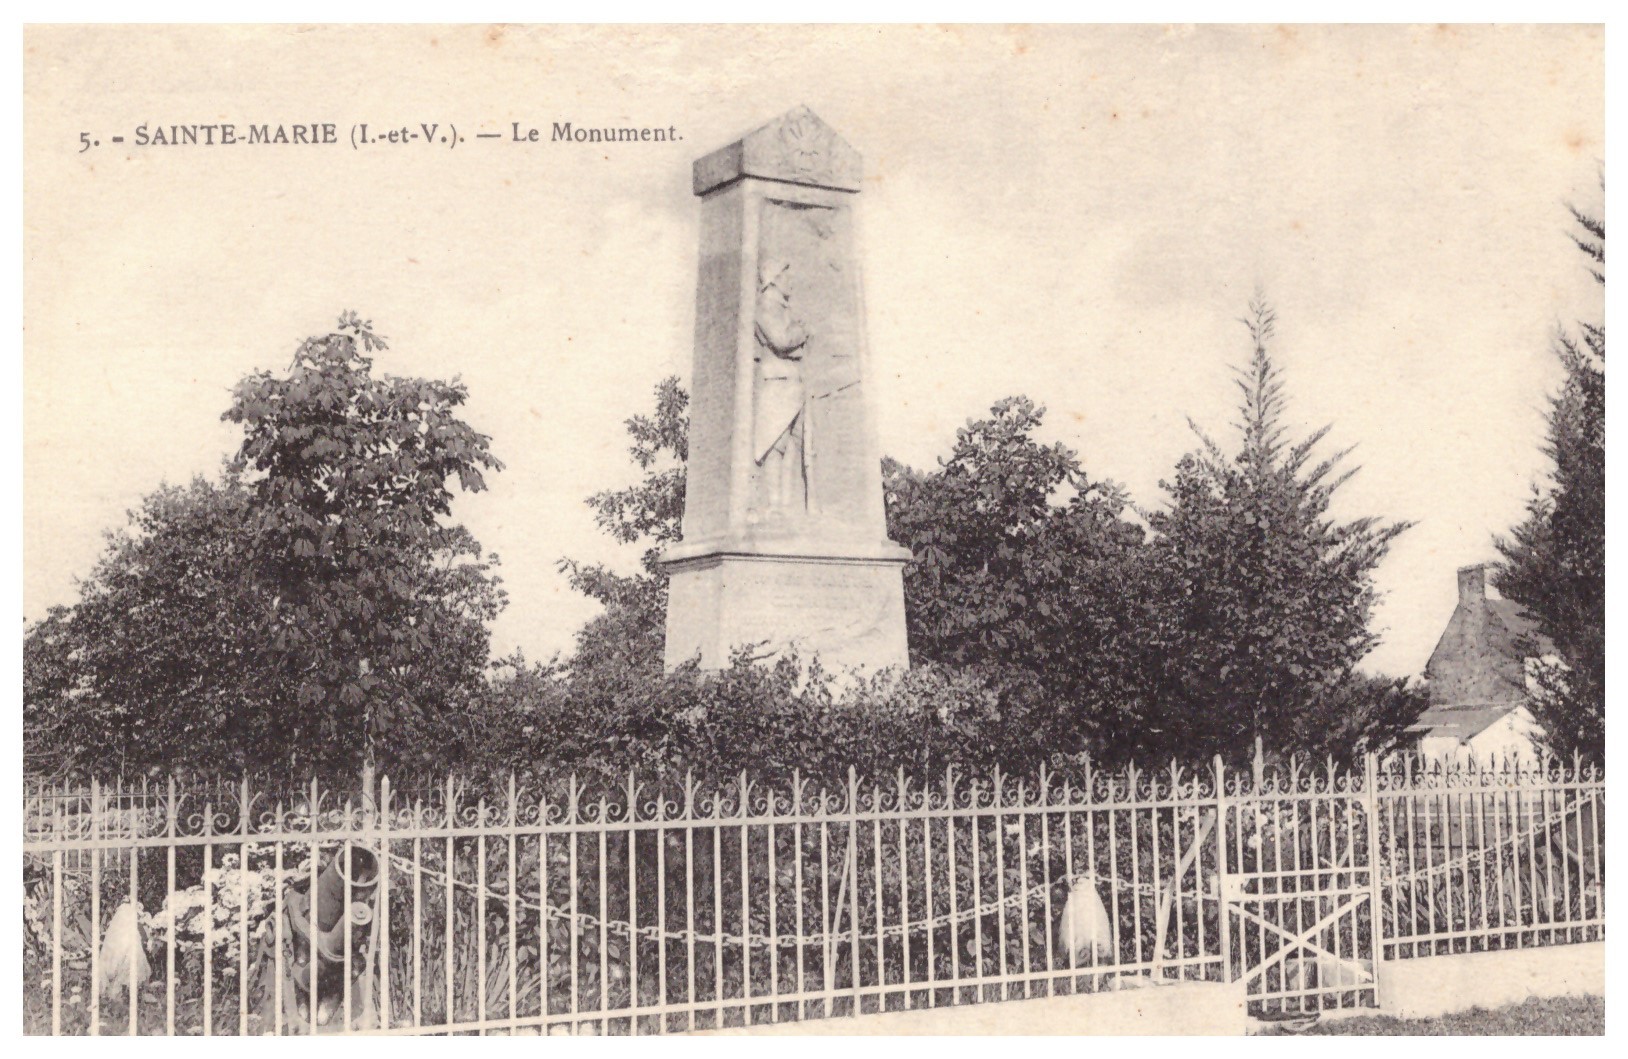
[1213,755,1230,985]
[1364,752,1385,1011]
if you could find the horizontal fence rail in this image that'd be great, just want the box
[21,754,1604,1035]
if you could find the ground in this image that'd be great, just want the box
[1283,994,1604,1035]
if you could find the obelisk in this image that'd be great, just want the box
[660,106,911,673]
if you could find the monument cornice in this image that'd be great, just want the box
[692,104,863,197]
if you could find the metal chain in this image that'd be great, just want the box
[1378,797,1590,887]
[378,850,1161,950]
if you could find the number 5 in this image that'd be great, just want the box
[79,132,91,153]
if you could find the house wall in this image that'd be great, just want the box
[1418,706,1542,765]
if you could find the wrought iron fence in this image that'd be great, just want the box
[20,753,1604,1035]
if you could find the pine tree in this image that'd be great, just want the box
[1495,200,1605,760]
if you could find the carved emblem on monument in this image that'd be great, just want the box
[777,108,836,182]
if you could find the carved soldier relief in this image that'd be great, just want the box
[751,255,809,517]
[749,199,865,527]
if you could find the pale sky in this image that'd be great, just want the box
[24,24,1604,679]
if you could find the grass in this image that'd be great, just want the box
[1292,994,1603,1035]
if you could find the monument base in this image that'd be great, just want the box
[662,547,910,674]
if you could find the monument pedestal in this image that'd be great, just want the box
[663,535,910,672]
[660,106,912,675]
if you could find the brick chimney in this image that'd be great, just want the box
[1457,563,1488,604]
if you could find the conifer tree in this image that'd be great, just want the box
[1495,200,1606,760]
[1144,299,1415,762]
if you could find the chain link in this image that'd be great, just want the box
[374,797,1591,953]
[380,849,1120,950]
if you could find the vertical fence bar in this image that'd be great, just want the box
[848,771,861,1019]
[818,806,831,1011]
[766,812,778,1024]
[443,778,454,1029]
[408,795,420,1032]
[380,777,393,1033]
[238,778,249,1034]
[871,783,884,1010]
[129,802,140,1037]
[737,776,750,1027]
[925,786,939,1007]
[899,775,912,1009]
[629,778,641,1035]
[657,805,668,1032]
[1036,788,1051,996]
[167,779,177,1036]
[1108,779,1122,979]
[1016,778,1031,993]
[1061,779,1077,985]
[969,785,984,999]
[476,794,489,1032]
[89,777,101,1037]
[273,800,285,1036]
[597,794,608,1032]
[505,778,515,1033]
[538,810,550,1034]
[1215,756,1229,987]
[946,769,961,1001]
[1364,754,1384,1008]
[1586,769,1602,938]
[685,781,697,1031]
[51,824,62,1036]
[711,806,722,1028]
[792,780,806,1022]
[342,792,354,1036]
[994,774,1009,1000]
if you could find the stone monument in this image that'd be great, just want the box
[660,106,911,673]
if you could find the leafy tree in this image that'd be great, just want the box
[221,311,506,777]
[23,312,508,780]
[1144,300,1414,763]
[23,475,295,775]
[884,397,1159,750]
[22,607,79,776]
[1495,200,1606,760]
[556,376,687,677]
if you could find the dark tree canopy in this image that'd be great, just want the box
[1142,301,1415,764]
[1495,199,1606,760]
[23,313,506,779]
[884,397,1160,750]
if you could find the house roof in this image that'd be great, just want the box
[1415,565,1554,747]
[1486,599,1557,657]
[1408,703,1522,743]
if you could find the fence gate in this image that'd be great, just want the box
[1220,767,1379,1017]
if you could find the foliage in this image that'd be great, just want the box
[556,376,688,678]
[1495,200,1605,761]
[1143,300,1415,764]
[23,313,506,780]
[551,352,1418,773]
[883,397,1161,750]
[23,475,297,775]
[220,311,506,777]
[483,650,1055,790]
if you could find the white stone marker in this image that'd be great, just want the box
[661,106,911,673]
